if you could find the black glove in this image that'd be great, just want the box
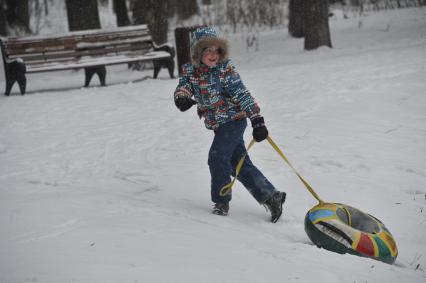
[175,97,196,112]
[251,117,268,142]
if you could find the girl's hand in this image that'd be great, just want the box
[174,97,197,112]
[251,117,269,142]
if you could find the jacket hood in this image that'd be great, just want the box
[191,27,229,67]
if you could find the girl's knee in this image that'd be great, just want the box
[208,150,230,168]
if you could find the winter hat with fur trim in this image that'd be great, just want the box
[191,27,229,66]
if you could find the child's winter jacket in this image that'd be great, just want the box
[174,60,261,130]
[174,26,262,130]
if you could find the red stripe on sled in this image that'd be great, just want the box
[357,234,375,257]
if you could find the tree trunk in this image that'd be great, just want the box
[175,0,198,20]
[5,0,31,34]
[44,0,49,15]
[114,0,130,27]
[131,0,145,26]
[168,0,198,20]
[0,0,7,36]
[288,0,304,38]
[304,0,332,50]
[132,0,169,45]
[65,0,101,31]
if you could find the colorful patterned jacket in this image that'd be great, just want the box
[174,59,261,130]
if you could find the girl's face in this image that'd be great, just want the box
[201,46,221,67]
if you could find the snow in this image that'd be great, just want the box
[1,7,426,283]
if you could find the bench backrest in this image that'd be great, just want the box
[2,25,154,67]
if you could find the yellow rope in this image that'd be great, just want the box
[219,139,255,196]
[219,136,324,204]
[266,136,324,204]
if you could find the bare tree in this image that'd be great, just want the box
[0,0,6,36]
[176,0,198,20]
[114,0,131,27]
[43,0,49,15]
[225,0,286,32]
[5,0,31,34]
[30,0,53,34]
[65,0,101,31]
[132,0,169,44]
[226,0,239,32]
[288,0,305,38]
[304,0,332,50]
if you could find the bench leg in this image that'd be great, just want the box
[97,66,106,86]
[84,68,95,87]
[17,72,27,95]
[4,60,27,96]
[84,66,106,87]
[5,78,15,96]
[153,59,175,79]
[153,63,161,79]
[167,61,175,79]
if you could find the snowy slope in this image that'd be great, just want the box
[1,8,426,283]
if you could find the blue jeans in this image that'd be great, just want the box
[208,119,277,204]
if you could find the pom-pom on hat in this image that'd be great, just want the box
[191,27,229,66]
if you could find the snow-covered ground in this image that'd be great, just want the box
[1,7,426,283]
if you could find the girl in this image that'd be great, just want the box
[173,27,286,223]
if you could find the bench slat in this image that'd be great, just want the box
[25,51,171,73]
[11,43,153,64]
[5,39,77,55]
[5,33,153,56]
[4,24,149,40]
[79,30,150,41]
[76,35,152,49]
[5,29,150,44]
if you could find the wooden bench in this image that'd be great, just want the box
[0,24,175,95]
